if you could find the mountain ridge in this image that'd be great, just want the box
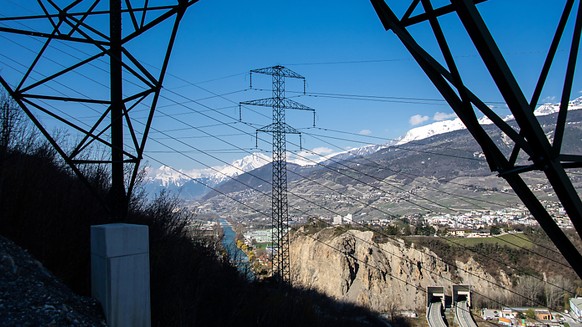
[144,97,582,201]
[201,109,582,219]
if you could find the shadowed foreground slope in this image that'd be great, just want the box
[0,146,398,326]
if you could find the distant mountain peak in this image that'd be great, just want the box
[145,165,198,187]
[210,152,271,184]
[144,152,272,195]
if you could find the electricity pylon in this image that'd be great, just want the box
[240,66,315,284]
[371,0,582,278]
[0,1,198,219]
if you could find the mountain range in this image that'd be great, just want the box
[143,97,582,208]
[143,152,271,199]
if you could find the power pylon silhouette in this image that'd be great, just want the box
[0,0,199,219]
[240,66,315,284]
[371,0,582,278]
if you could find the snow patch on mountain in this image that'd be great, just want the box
[209,153,271,184]
[144,165,201,188]
[396,118,466,145]
[396,96,582,145]
[318,143,393,165]
[145,152,271,186]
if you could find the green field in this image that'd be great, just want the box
[253,242,270,250]
[443,233,534,250]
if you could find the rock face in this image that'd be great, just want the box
[290,228,513,313]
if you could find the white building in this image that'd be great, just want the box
[571,297,582,321]
[244,229,271,244]
[344,214,353,224]
[333,214,353,225]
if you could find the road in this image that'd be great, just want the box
[562,313,582,327]
[427,301,447,327]
[455,300,477,327]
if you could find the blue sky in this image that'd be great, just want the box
[1,1,581,171]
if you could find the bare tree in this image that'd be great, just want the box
[1,93,18,158]
[386,298,401,321]
[545,275,575,309]
[0,92,38,158]
[515,275,545,307]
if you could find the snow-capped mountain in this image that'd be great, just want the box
[143,152,272,199]
[146,152,270,185]
[208,153,271,184]
[396,96,582,145]
[146,165,201,188]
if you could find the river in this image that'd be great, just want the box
[219,219,252,278]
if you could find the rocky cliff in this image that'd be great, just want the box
[290,228,513,313]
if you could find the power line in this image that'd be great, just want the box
[143,98,574,287]
[153,82,569,265]
[171,72,248,87]
[142,136,573,316]
[157,90,248,109]
[49,57,580,290]
[303,131,484,162]
[142,153,504,325]
[283,57,415,66]
[144,132,574,318]
[3,2,580,320]
[4,40,566,263]
[281,50,560,67]
[1,12,576,292]
[152,96,448,216]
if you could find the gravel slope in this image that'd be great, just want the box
[0,235,106,326]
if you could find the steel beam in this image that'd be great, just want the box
[451,0,582,238]
[371,0,582,279]
[1,1,200,219]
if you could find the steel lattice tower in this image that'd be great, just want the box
[240,66,315,284]
[0,1,199,219]
[371,0,582,278]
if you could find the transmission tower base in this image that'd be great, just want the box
[91,224,151,327]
